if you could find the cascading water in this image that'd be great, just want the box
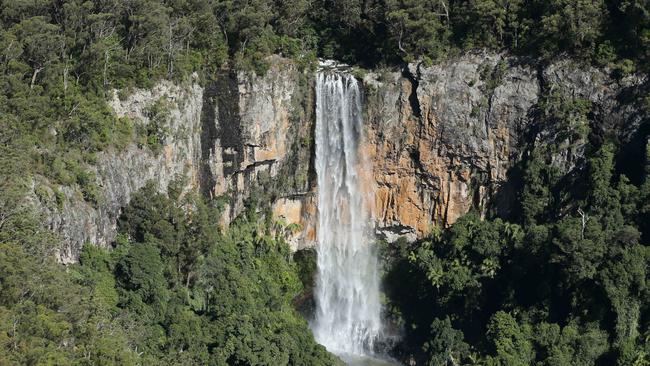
[312,70,383,359]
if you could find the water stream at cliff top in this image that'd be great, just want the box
[312,70,388,364]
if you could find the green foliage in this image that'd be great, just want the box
[385,0,451,62]
[0,0,646,228]
[304,0,648,69]
[454,0,524,50]
[535,0,606,59]
[412,214,522,293]
[484,314,608,366]
[520,148,559,225]
[0,243,139,365]
[486,311,535,366]
[0,146,338,366]
[1,0,642,90]
[294,248,318,294]
[1,1,649,365]
[538,90,592,149]
[423,317,469,366]
[138,98,171,154]
[480,59,508,95]
[116,243,169,307]
[384,113,649,365]
[112,184,336,364]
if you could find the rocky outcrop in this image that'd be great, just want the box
[36,57,315,263]
[363,52,646,241]
[34,52,647,261]
[272,194,318,250]
[37,80,203,263]
[205,56,313,227]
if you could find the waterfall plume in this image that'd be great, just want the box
[312,71,383,358]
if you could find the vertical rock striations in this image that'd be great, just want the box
[33,53,646,262]
[40,80,204,263]
[363,52,645,241]
[38,56,315,262]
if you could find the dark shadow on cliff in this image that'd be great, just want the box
[199,71,243,199]
[401,64,422,119]
[614,84,650,185]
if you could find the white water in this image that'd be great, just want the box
[312,72,383,358]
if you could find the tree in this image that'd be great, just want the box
[520,147,557,225]
[533,322,608,366]
[535,0,606,58]
[125,1,170,72]
[215,0,275,66]
[552,216,605,282]
[13,16,62,89]
[116,242,168,307]
[486,312,535,366]
[386,0,450,61]
[453,0,524,49]
[423,317,469,365]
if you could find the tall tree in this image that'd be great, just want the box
[386,0,451,61]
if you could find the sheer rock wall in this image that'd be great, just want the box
[36,53,646,262]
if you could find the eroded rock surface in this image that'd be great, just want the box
[364,53,645,241]
[37,57,314,262]
[34,53,646,261]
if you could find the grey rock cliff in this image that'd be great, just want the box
[37,81,203,263]
[36,57,313,262]
[33,53,647,262]
[363,52,645,241]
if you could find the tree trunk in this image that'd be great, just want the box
[578,208,588,239]
[30,67,43,89]
[439,0,450,27]
[63,62,69,95]
[104,49,109,88]
[168,21,174,78]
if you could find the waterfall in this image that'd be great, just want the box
[312,71,383,358]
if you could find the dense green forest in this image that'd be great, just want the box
[0,0,649,365]
[0,181,337,364]
[384,142,650,365]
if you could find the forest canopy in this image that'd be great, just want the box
[2,0,647,183]
[0,1,649,365]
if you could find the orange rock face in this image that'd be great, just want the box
[271,195,318,250]
[362,53,540,240]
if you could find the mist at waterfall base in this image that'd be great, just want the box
[311,71,400,366]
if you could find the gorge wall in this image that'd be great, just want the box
[37,56,314,263]
[35,53,647,262]
[364,53,645,241]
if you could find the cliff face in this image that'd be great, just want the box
[36,53,646,262]
[364,54,538,240]
[38,56,313,263]
[364,53,645,241]
[202,57,312,226]
[37,81,204,263]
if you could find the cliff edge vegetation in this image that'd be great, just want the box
[0,1,649,365]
